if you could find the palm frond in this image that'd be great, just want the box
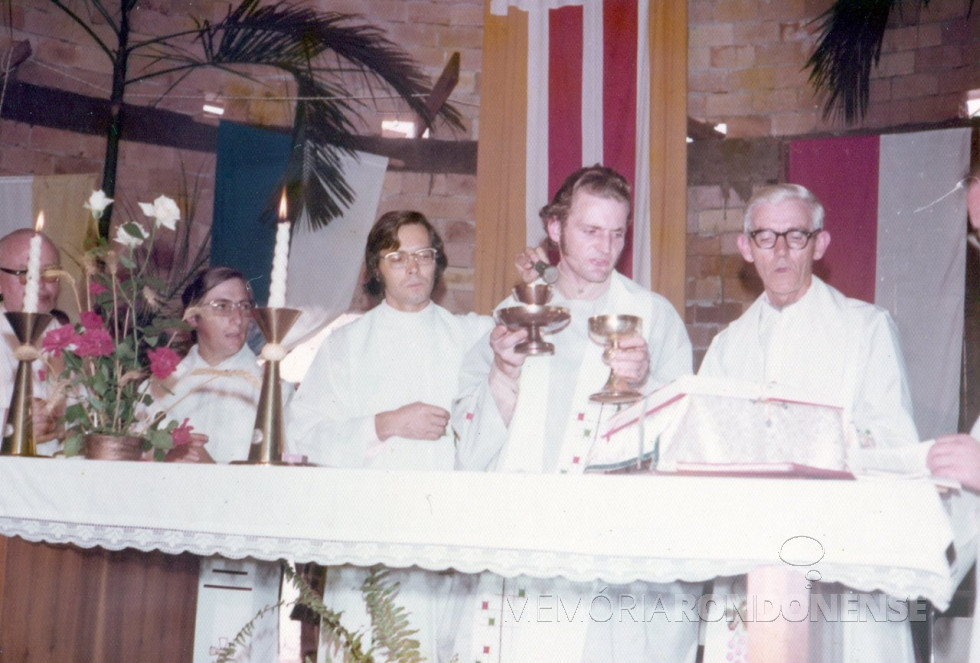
[805,0,975,124]
[805,0,895,124]
[149,0,464,231]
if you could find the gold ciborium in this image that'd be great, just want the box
[233,306,301,465]
[588,314,643,404]
[1,311,52,456]
[495,284,570,355]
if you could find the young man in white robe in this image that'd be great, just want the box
[287,210,492,662]
[698,183,920,663]
[451,165,699,663]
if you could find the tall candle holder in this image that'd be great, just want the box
[233,307,302,465]
[1,311,52,456]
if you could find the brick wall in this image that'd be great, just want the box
[0,0,481,311]
[686,0,980,366]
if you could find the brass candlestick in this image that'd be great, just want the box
[1,311,52,456]
[233,307,301,465]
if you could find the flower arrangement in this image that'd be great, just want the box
[42,191,194,459]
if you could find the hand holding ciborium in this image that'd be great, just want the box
[588,314,643,404]
[494,283,570,355]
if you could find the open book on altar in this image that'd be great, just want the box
[585,375,951,484]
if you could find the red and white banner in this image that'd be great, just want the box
[491,0,649,283]
[789,128,972,439]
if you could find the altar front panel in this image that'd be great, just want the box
[0,458,967,610]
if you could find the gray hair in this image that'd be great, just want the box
[743,183,825,233]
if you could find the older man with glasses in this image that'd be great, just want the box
[286,209,493,661]
[0,228,65,453]
[698,183,919,663]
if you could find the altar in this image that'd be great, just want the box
[0,457,975,661]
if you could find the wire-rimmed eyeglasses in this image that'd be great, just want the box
[382,248,438,269]
[204,299,255,317]
[747,228,821,250]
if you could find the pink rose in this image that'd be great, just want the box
[148,346,181,379]
[75,327,115,357]
[42,325,79,355]
[88,281,108,296]
[172,418,194,447]
[80,310,104,330]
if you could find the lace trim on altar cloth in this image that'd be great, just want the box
[0,516,953,610]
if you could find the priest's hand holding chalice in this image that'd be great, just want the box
[588,314,647,404]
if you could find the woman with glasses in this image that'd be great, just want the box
[148,265,267,464]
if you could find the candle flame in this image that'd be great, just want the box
[278,190,288,221]
[35,211,45,233]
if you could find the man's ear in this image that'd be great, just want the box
[545,216,562,245]
[813,229,831,261]
[736,233,755,263]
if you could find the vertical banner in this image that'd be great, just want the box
[790,128,971,439]
[475,0,687,313]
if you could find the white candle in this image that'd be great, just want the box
[267,191,290,308]
[23,211,44,313]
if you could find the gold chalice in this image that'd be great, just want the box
[495,283,570,355]
[588,314,643,404]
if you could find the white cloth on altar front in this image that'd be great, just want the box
[287,300,491,469]
[147,343,269,464]
[450,271,698,663]
[453,270,692,474]
[698,275,918,449]
[698,275,919,663]
[285,300,490,663]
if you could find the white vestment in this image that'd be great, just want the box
[698,275,918,448]
[450,271,700,663]
[287,300,491,469]
[454,271,693,474]
[286,300,492,662]
[0,307,62,455]
[699,276,919,663]
[148,343,266,464]
[148,342,279,663]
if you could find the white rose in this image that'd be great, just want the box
[114,222,146,248]
[83,190,114,218]
[138,195,180,230]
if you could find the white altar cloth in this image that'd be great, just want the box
[0,458,970,610]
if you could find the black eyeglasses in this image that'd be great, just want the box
[747,228,821,250]
[0,266,61,284]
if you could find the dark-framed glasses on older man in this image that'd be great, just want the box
[382,247,438,269]
[0,266,61,284]
[747,228,820,250]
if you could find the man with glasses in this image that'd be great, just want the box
[0,228,65,453]
[698,183,919,663]
[286,210,492,660]
[699,182,917,447]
